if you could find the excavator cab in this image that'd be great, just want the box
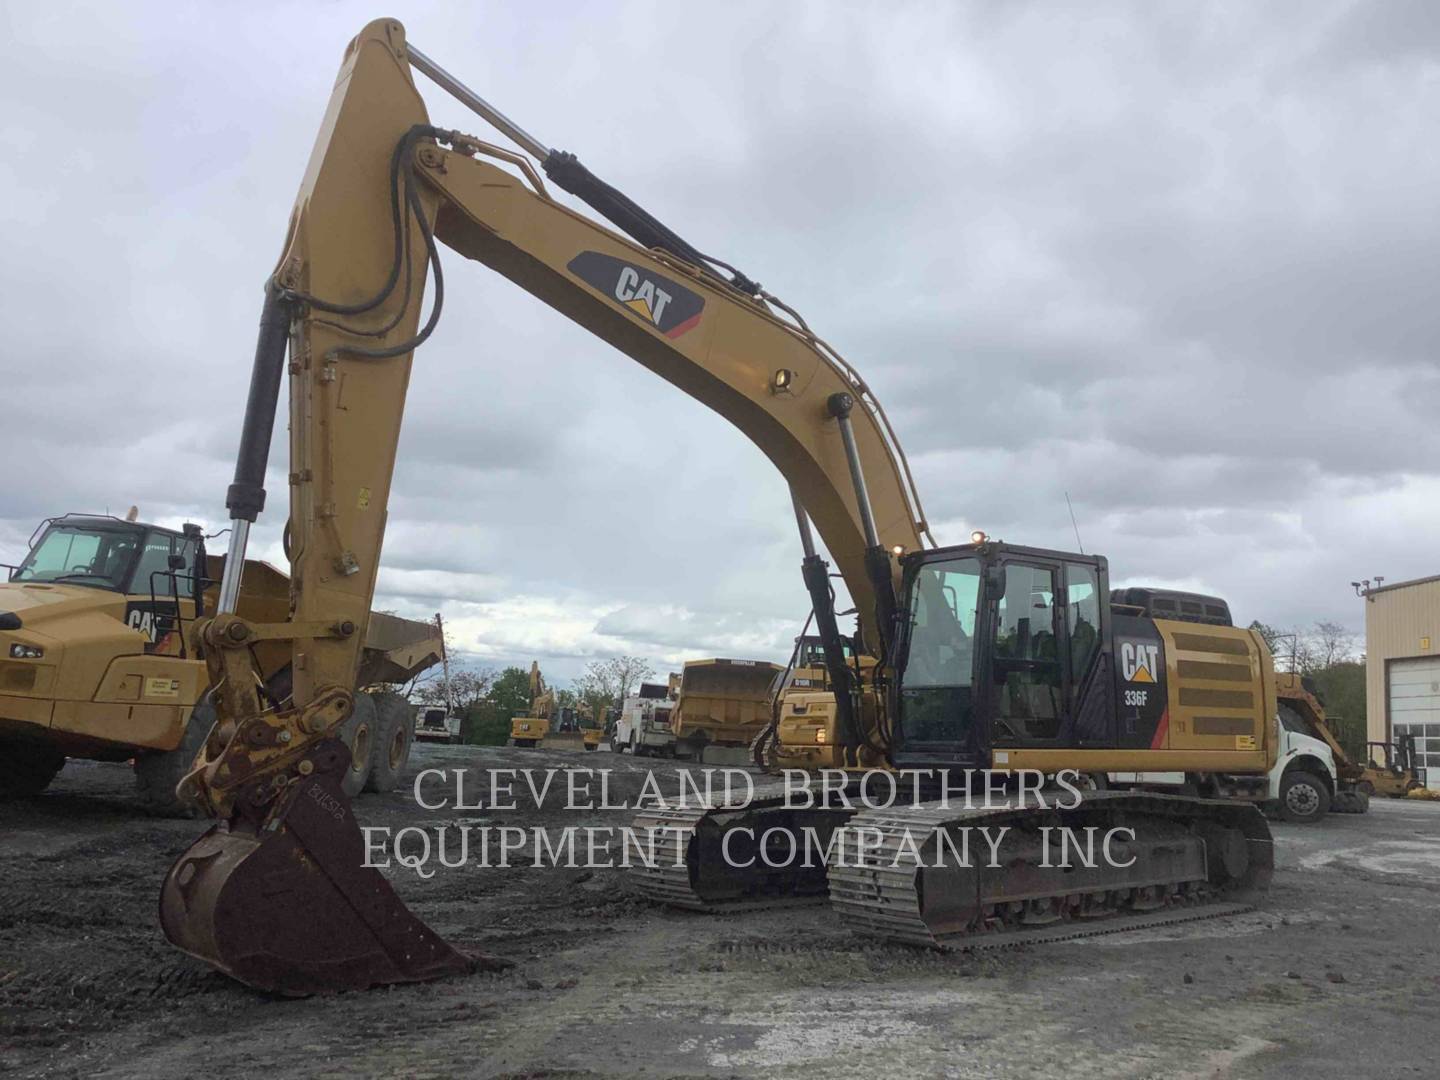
[889,540,1272,778]
[891,542,1104,767]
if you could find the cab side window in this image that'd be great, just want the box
[131,532,188,597]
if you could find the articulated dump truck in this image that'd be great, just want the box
[670,658,784,764]
[0,514,443,812]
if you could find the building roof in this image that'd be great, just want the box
[1366,573,1440,597]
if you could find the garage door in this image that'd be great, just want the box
[1391,656,1440,790]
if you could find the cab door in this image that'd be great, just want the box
[987,560,1066,743]
[984,557,1112,750]
[124,532,199,656]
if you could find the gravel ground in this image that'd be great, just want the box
[3,742,1439,1078]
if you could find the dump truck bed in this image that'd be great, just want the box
[671,658,784,749]
[205,556,443,688]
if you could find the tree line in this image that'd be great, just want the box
[1248,619,1366,758]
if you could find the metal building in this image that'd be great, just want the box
[1362,574,1440,788]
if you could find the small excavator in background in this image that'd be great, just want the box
[507,661,555,747]
[507,662,601,751]
[159,20,1277,994]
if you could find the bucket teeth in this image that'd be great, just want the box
[160,740,508,995]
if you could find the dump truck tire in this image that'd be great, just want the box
[0,740,66,799]
[365,692,412,793]
[1278,770,1331,824]
[134,699,215,817]
[340,694,377,797]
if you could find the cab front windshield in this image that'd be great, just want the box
[898,556,981,746]
[12,525,144,590]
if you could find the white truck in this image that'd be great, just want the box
[413,704,462,744]
[1104,710,1355,824]
[613,680,677,756]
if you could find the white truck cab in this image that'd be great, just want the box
[1267,706,1340,823]
[614,681,676,756]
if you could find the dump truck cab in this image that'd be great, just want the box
[775,635,872,769]
[0,515,208,762]
[0,513,444,807]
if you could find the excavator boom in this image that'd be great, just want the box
[162,19,926,993]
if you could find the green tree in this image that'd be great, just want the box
[487,666,534,717]
[1308,660,1367,759]
[460,702,513,746]
[452,666,536,746]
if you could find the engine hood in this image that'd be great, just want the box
[0,582,128,638]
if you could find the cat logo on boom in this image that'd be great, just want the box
[1120,640,1160,683]
[567,251,705,340]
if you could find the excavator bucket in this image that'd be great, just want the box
[160,737,505,995]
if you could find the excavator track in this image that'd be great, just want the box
[826,790,1273,950]
[628,780,852,911]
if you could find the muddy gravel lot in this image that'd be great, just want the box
[4,743,1440,1079]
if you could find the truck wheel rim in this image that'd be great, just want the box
[388,727,406,769]
[1286,784,1319,815]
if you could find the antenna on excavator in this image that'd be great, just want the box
[1065,491,1085,555]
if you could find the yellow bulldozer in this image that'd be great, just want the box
[0,512,444,811]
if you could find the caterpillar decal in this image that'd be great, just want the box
[1112,616,1168,748]
[125,600,180,652]
[567,251,705,339]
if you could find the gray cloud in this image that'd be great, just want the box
[1,1,1434,680]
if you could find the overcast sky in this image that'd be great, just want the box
[2,2,1435,682]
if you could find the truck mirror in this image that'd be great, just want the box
[985,564,1007,600]
[168,554,187,570]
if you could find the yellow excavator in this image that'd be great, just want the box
[158,20,1275,995]
[507,662,601,750]
[507,661,554,747]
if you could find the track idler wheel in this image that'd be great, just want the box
[159,737,508,995]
